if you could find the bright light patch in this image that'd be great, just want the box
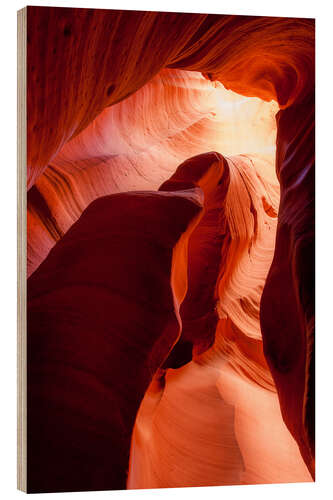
[206,79,279,159]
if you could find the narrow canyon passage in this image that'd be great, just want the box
[26,8,315,493]
[27,70,278,276]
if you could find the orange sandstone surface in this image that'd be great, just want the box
[26,6,315,492]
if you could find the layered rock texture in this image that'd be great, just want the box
[26,6,315,493]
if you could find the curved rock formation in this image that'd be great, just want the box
[128,151,312,488]
[128,358,312,488]
[27,187,202,492]
[27,69,278,277]
[160,152,230,364]
[27,8,313,188]
[26,5,315,492]
[260,91,315,476]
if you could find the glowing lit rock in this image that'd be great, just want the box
[26,6,315,488]
[128,152,312,489]
[27,7,313,188]
[27,70,278,277]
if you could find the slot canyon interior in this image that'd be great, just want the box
[26,7,315,493]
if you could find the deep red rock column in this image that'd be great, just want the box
[159,152,230,366]
[27,190,201,492]
[260,91,315,478]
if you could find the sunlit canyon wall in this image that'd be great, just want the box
[26,7,315,493]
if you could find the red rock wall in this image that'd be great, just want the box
[27,69,278,276]
[26,6,315,491]
[260,90,315,476]
[27,7,313,187]
[27,187,202,492]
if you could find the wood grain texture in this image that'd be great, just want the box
[17,7,27,492]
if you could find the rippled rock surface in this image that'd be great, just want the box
[26,6,315,492]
